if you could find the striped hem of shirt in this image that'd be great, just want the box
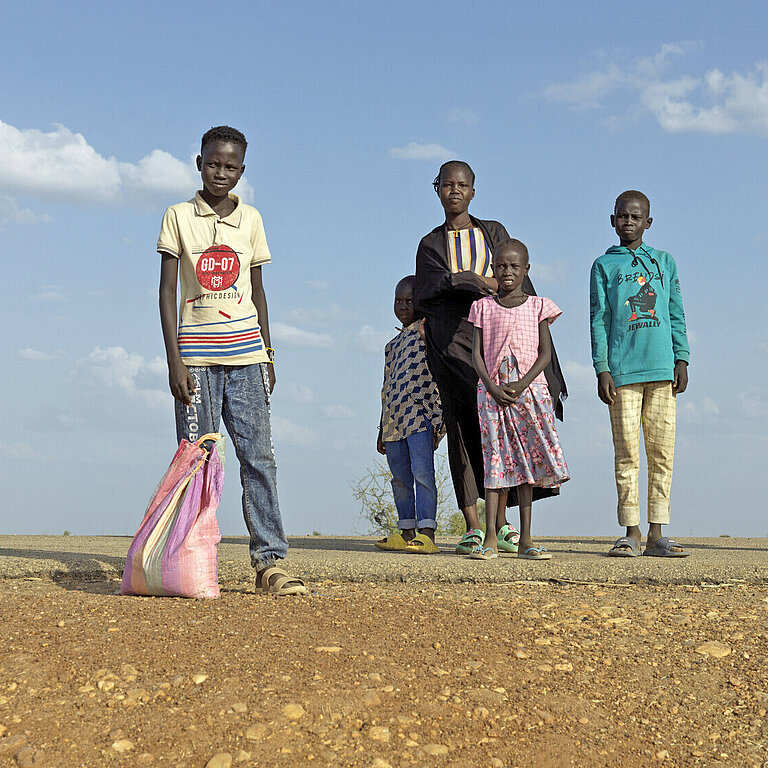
[177,315,264,358]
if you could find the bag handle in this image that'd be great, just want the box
[195,433,222,447]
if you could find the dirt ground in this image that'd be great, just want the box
[0,578,766,768]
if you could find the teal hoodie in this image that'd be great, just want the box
[590,243,689,387]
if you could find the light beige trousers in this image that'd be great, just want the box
[608,381,676,526]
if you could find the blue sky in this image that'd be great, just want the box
[2,0,766,538]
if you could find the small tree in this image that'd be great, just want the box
[444,498,485,536]
[352,452,461,536]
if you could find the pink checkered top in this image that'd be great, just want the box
[468,295,562,385]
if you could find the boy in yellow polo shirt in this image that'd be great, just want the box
[158,125,306,595]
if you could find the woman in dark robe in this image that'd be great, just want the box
[414,161,567,551]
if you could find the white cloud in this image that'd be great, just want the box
[530,260,566,284]
[560,360,596,398]
[118,149,199,205]
[679,396,721,423]
[0,195,52,227]
[757,336,768,354]
[271,321,334,349]
[272,416,318,447]
[0,119,203,207]
[738,389,768,418]
[83,346,169,408]
[283,383,315,403]
[0,120,120,202]
[355,325,393,354]
[389,142,455,161]
[18,348,65,361]
[230,175,255,205]
[544,43,697,109]
[30,285,66,302]
[322,405,355,419]
[544,44,768,136]
[285,304,348,327]
[306,280,330,291]
[544,63,626,110]
[0,442,34,460]
[449,109,479,126]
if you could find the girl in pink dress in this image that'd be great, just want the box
[467,239,569,560]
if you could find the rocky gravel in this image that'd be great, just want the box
[1,577,767,767]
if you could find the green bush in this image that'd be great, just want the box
[445,500,485,535]
[352,453,457,535]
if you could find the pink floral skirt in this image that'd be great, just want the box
[477,356,569,490]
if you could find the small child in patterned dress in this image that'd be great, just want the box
[468,240,569,560]
[376,276,445,554]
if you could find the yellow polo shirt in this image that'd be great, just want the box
[157,192,271,366]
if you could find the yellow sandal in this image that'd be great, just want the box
[375,532,409,551]
[404,533,439,554]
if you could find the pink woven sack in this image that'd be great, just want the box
[121,433,225,599]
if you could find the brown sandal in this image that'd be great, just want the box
[258,566,308,596]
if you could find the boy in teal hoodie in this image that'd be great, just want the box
[590,191,690,558]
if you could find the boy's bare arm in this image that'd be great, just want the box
[673,360,688,394]
[159,254,195,405]
[377,426,386,455]
[597,372,616,405]
[251,266,276,393]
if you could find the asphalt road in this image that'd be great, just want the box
[0,534,766,586]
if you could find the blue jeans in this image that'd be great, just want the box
[384,427,438,530]
[174,363,288,570]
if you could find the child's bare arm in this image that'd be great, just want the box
[502,319,552,400]
[251,266,275,393]
[597,372,617,405]
[159,253,195,405]
[473,326,515,406]
[673,361,688,394]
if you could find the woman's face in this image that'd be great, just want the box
[437,165,475,216]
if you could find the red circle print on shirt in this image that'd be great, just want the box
[196,245,240,291]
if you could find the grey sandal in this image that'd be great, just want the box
[643,537,690,558]
[608,536,640,557]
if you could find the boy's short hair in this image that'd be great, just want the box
[396,275,416,292]
[615,190,650,216]
[201,126,248,155]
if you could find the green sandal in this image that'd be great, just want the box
[456,528,484,554]
[497,524,520,554]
